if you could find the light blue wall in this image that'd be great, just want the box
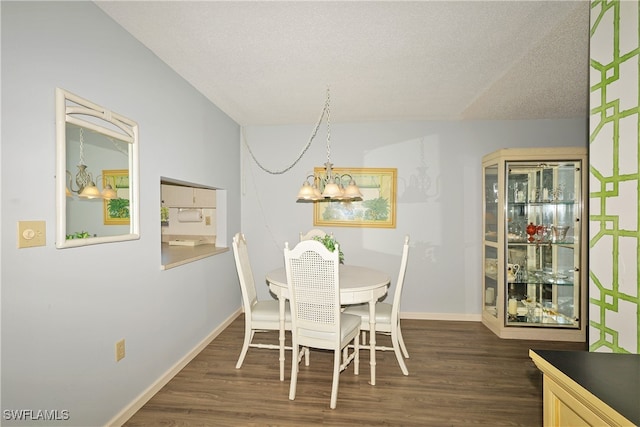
[242,119,588,316]
[1,2,241,425]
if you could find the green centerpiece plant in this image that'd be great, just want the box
[312,234,344,264]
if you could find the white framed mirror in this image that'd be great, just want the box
[55,88,140,248]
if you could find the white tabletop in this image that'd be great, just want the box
[266,264,391,304]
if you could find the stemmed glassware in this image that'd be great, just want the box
[535,225,548,243]
[523,296,539,323]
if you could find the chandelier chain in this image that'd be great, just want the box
[326,89,331,165]
[78,128,86,165]
[243,88,331,175]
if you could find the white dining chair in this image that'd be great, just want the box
[343,235,411,375]
[232,232,292,370]
[299,228,329,241]
[284,239,360,409]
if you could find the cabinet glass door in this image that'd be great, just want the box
[505,161,581,328]
[484,245,498,318]
[483,164,499,319]
[484,165,498,243]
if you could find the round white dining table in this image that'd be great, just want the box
[265,264,390,385]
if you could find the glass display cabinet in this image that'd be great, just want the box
[482,147,587,341]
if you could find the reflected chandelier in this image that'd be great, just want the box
[66,128,117,200]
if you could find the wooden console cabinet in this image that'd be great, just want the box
[530,350,638,426]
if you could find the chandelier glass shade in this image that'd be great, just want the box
[296,89,363,202]
[297,162,363,202]
[100,183,118,199]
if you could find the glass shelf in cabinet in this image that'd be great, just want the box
[528,270,576,285]
[507,241,575,246]
[520,200,576,206]
[484,232,498,242]
[506,304,577,327]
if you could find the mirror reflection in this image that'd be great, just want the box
[56,88,139,248]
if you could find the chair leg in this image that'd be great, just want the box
[354,335,359,375]
[391,327,409,375]
[397,324,410,358]
[289,344,299,401]
[330,349,341,409]
[296,347,310,366]
[235,328,254,369]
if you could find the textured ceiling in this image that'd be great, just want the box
[95,1,590,126]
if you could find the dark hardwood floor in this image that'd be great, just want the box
[124,317,586,426]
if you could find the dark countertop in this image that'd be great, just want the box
[532,349,639,425]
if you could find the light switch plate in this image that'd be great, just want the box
[115,339,125,362]
[17,221,46,248]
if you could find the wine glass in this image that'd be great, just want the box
[535,224,548,243]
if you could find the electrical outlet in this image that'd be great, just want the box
[17,221,46,248]
[115,339,125,362]
[205,216,211,226]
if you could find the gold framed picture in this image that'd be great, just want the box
[103,169,130,225]
[313,167,397,228]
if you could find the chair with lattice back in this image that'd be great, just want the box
[283,239,360,409]
[343,235,411,375]
[232,232,291,371]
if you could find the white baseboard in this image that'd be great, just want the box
[401,312,482,322]
[106,308,242,427]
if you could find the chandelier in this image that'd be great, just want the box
[296,88,363,202]
[66,128,117,200]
